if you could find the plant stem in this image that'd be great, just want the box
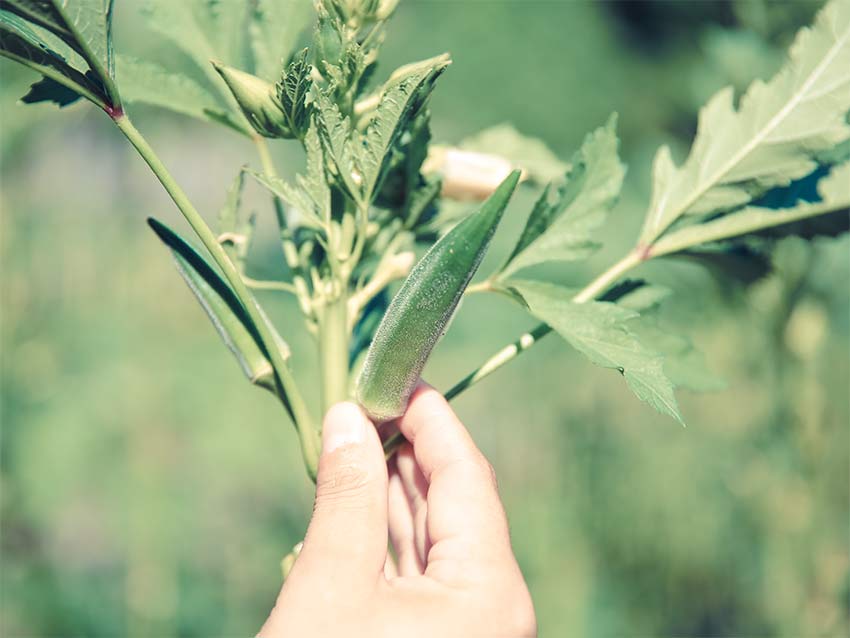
[253,137,313,315]
[114,114,320,480]
[243,276,299,294]
[317,290,350,412]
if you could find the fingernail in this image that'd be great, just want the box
[323,403,367,454]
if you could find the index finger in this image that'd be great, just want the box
[396,384,513,574]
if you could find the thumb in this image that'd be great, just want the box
[294,402,389,585]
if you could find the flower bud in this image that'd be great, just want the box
[212,61,292,139]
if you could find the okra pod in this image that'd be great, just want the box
[356,170,521,421]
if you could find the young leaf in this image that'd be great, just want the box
[314,90,363,200]
[116,55,237,128]
[276,48,313,139]
[0,8,107,107]
[247,170,325,230]
[498,115,625,279]
[359,54,451,199]
[640,0,850,245]
[650,162,850,257]
[505,279,684,424]
[246,122,330,228]
[147,217,288,391]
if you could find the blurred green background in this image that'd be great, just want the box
[1,1,848,636]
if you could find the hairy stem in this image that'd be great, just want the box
[115,115,320,480]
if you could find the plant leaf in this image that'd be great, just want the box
[612,282,725,392]
[20,74,79,105]
[499,115,625,278]
[359,54,451,199]
[314,90,363,200]
[2,0,115,101]
[246,169,324,230]
[640,0,850,244]
[651,162,850,256]
[0,7,106,106]
[505,278,685,424]
[459,123,569,183]
[143,0,246,71]
[147,217,288,391]
[249,0,312,81]
[116,54,238,127]
[276,47,312,138]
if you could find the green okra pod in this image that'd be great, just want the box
[356,170,521,421]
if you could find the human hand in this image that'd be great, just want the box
[258,384,536,637]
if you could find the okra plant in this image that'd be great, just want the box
[2,0,849,553]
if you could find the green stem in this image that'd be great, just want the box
[254,137,314,315]
[317,290,350,412]
[114,114,320,480]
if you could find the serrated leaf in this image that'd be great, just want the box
[275,48,312,138]
[359,54,450,199]
[2,0,115,101]
[250,0,312,81]
[141,0,253,131]
[651,162,850,256]
[143,0,245,71]
[0,8,106,106]
[247,170,324,230]
[499,115,625,278]
[612,283,725,391]
[116,54,236,126]
[314,90,363,199]
[505,278,685,424]
[147,217,287,391]
[459,123,569,183]
[641,0,850,244]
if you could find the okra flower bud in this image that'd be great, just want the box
[212,62,293,139]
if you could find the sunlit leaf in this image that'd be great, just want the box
[499,115,624,278]
[505,279,685,424]
[651,162,850,256]
[641,0,850,244]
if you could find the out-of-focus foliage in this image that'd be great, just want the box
[1,1,847,636]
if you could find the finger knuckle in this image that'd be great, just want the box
[315,461,375,507]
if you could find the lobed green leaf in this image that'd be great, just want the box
[640,0,850,245]
[499,115,625,278]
